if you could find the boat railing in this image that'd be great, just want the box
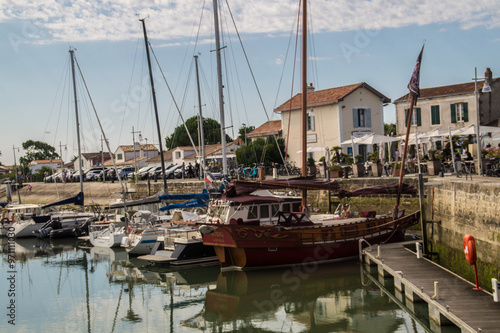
[291,211,419,245]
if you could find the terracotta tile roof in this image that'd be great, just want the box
[103,156,148,166]
[247,120,282,138]
[117,144,158,152]
[145,151,173,163]
[393,78,499,103]
[274,82,391,112]
[29,159,63,165]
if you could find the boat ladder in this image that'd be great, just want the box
[358,238,372,262]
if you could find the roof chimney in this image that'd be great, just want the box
[307,83,315,93]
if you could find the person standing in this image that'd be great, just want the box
[181,162,185,180]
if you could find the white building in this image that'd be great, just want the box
[274,82,390,166]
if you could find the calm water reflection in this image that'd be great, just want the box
[1,238,457,332]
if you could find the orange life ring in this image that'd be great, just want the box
[1,218,9,225]
[127,226,132,234]
[463,234,477,265]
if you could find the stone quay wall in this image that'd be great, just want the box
[425,177,500,286]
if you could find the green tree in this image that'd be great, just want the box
[19,140,59,167]
[384,123,396,136]
[235,137,286,166]
[238,125,255,144]
[165,116,232,148]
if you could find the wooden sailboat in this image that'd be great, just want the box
[199,0,420,270]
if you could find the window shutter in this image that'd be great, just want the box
[451,104,456,123]
[366,108,371,127]
[431,105,440,125]
[405,109,409,127]
[416,108,422,126]
[353,109,359,128]
[463,102,469,122]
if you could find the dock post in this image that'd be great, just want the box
[416,242,422,259]
[493,278,499,302]
[418,173,427,255]
[431,281,439,300]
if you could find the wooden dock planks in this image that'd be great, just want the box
[363,241,500,333]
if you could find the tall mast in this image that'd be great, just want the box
[212,0,228,177]
[301,0,308,210]
[70,49,84,197]
[140,18,168,193]
[194,55,207,185]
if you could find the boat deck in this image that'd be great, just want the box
[363,241,500,332]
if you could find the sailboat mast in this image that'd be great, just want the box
[194,55,207,185]
[69,49,84,196]
[301,0,308,210]
[212,0,228,177]
[140,18,168,193]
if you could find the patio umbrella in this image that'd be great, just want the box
[378,142,386,162]
[453,124,500,136]
[356,133,400,145]
[296,146,325,153]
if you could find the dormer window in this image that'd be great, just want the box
[353,108,371,128]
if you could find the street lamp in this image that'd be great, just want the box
[12,145,19,184]
[473,67,493,176]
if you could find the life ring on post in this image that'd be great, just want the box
[463,234,477,266]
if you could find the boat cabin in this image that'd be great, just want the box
[205,190,301,224]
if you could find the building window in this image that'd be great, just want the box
[353,108,371,128]
[175,151,181,159]
[307,110,315,131]
[117,153,122,160]
[431,105,440,125]
[451,102,468,123]
[404,108,421,126]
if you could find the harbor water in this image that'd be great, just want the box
[1,237,460,332]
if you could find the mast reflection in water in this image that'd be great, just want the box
[1,238,453,332]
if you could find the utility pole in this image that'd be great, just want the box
[12,145,21,203]
[131,126,142,181]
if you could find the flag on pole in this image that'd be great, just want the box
[205,172,214,184]
[408,44,425,105]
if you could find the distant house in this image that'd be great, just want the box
[73,152,115,170]
[28,159,63,173]
[114,144,159,164]
[246,120,282,143]
[274,82,390,167]
[394,69,500,147]
[0,166,10,175]
[146,142,240,168]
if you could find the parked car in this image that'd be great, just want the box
[86,170,102,181]
[128,166,152,180]
[148,166,163,179]
[119,167,135,180]
[71,169,89,182]
[165,164,180,179]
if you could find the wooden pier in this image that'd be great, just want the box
[362,241,500,333]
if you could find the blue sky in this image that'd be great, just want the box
[1,0,500,165]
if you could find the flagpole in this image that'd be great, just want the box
[395,44,424,217]
[395,95,415,208]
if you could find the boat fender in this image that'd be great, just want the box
[199,225,214,234]
[1,218,8,225]
[127,226,132,234]
[464,234,477,265]
[109,223,114,233]
[11,214,15,222]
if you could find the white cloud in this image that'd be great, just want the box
[1,0,500,44]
